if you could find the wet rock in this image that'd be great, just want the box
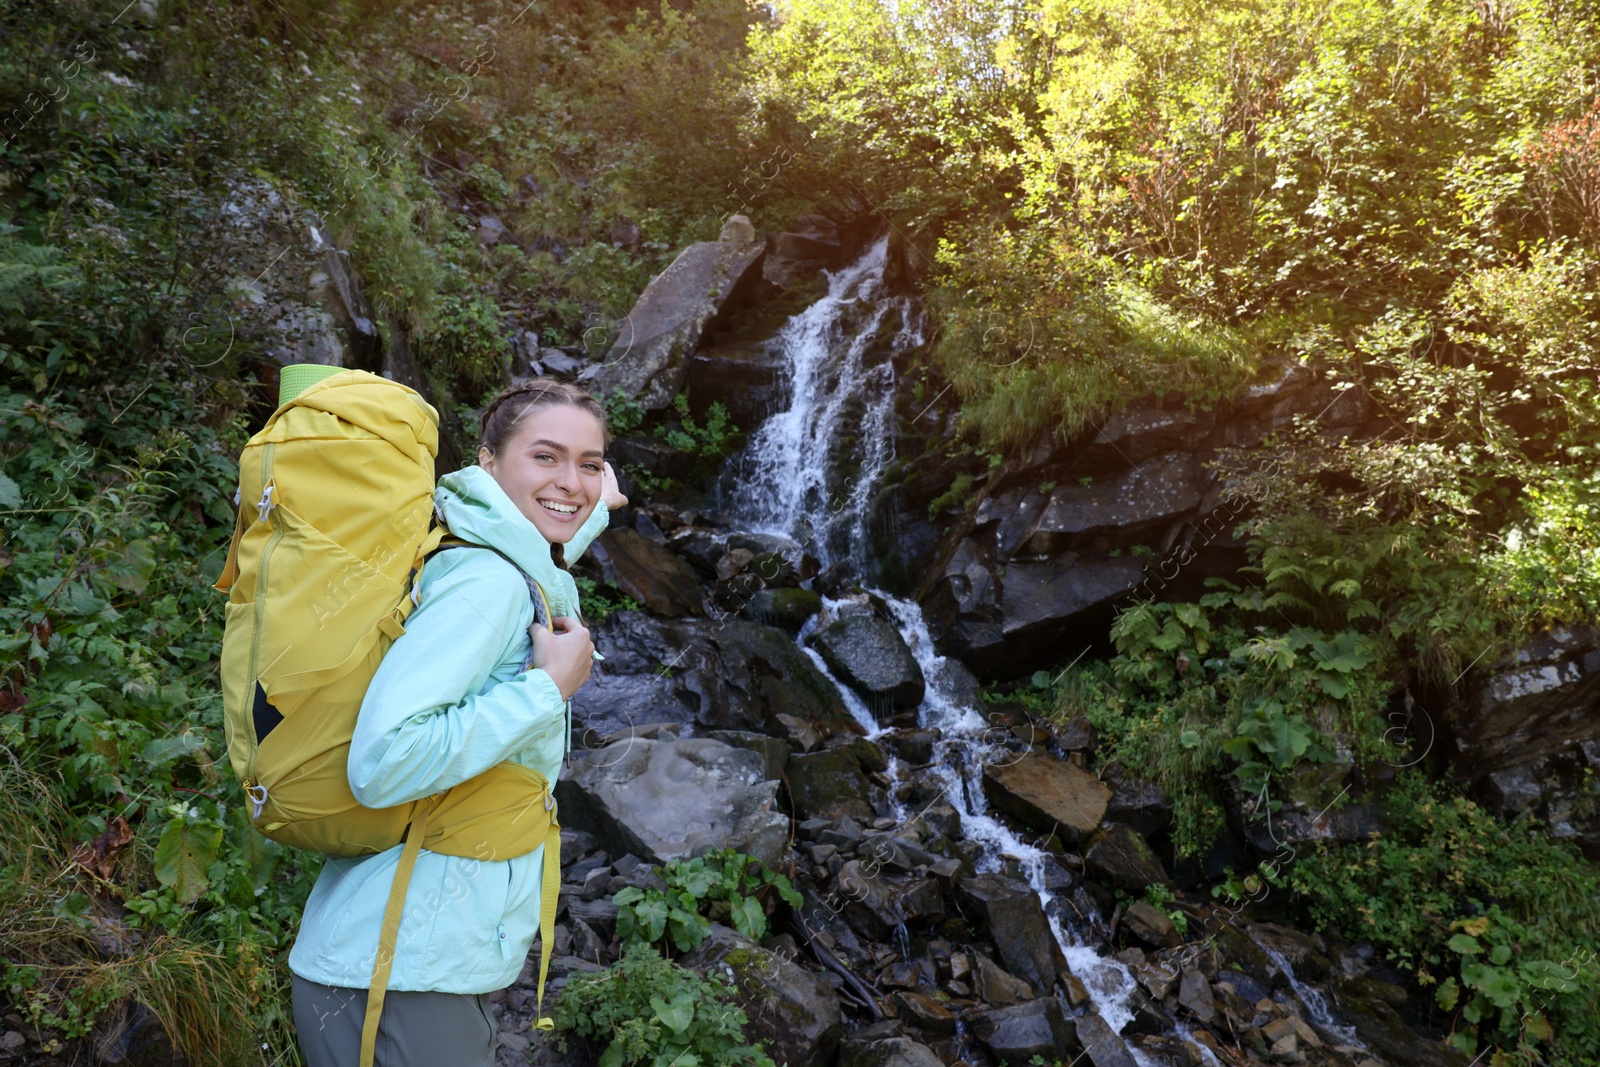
[1083,823,1169,892]
[881,727,940,766]
[1177,965,1216,1024]
[836,1035,944,1067]
[1102,762,1173,838]
[981,751,1112,843]
[972,996,1075,1065]
[1122,901,1180,948]
[705,729,790,782]
[954,874,1068,995]
[746,587,824,631]
[788,746,875,822]
[554,737,788,866]
[1073,1011,1140,1067]
[813,613,927,712]
[834,859,903,941]
[665,526,726,576]
[1130,1034,1206,1067]
[890,991,956,1037]
[575,614,856,741]
[1332,974,1469,1067]
[715,621,860,734]
[581,220,767,411]
[682,925,842,1067]
[1248,923,1331,982]
[588,527,705,616]
[973,953,1036,1006]
[687,343,789,429]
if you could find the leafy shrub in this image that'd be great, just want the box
[614,849,802,954]
[1057,588,1389,857]
[1291,773,1600,1066]
[553,943,775,1067]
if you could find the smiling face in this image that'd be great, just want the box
[478,402,606,544]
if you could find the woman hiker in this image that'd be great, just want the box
[288,377,626,1066]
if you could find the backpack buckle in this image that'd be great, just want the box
[256,486,276,523]
[246,782,269,820]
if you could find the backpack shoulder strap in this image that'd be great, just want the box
[432,537,551,632]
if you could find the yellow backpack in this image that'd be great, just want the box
[214,369,561,1067]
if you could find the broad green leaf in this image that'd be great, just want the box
[1521,959,1581,993]
[142,730,206,767]
[729,895,767,941]
[153,816,222,904]
[678,865,715,899]
[650,992,694,1034]
[109,538,157,593]
[667,910,711,952]
[1447,933,1481,955]
[636,897,670,943]
[1435,977,1460,1011]
[0,472,20,509]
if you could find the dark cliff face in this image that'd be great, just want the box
[903,367,1376,680]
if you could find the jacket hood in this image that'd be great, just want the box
[434,465,578,608]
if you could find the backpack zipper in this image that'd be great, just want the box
[245,442,282,788]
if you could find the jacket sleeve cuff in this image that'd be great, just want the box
[563,500,609,564]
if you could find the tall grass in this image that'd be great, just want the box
[0,754,294,1065]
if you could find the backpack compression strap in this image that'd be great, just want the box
[360,798,432,1067]
[357,793,563,1065]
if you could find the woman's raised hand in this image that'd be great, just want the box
[601,461,629,511]
[529,616,594,699]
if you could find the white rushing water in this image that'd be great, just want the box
[1253,941,1364,1048]
[726,236,921,572]
[727,239,1156,1058]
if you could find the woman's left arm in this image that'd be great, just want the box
[563,461,628,563]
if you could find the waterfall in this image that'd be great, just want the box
[724,236,920,572]
[726,238,1154,1057]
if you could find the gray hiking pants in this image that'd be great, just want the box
[291,973,498,1067]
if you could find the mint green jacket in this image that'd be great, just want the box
[287,464,608,994]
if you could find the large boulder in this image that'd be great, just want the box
[553,737,788,866]
[586,528,705,616]
[1072,1012,1139,1067]
[999,555,1146,640]
[682,925,842,1067]
[813,613,926,713]
[1017,453,1207,555]
[954,874,1067,995]
[982,752,1112,843]
[1331,974,1471,1067]
[837,1035,943,1067]
[787,746,875,822]
[971,996,1075,1065]
[1083,824,1169,892]
[580,218,767,411]
[1481,738,1600,857]
[573,615,856,741]
[1455,626,1600,775]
